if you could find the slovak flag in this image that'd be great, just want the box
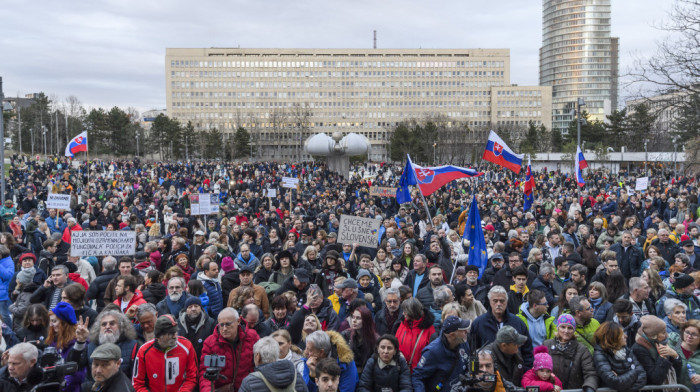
[396,155,483,203]
[482,130,524,174]
[575,145,587,187]
[523,156,535,212]
[65,131,88,157]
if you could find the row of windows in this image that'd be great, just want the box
[175,110,496,124]
[172,89,493,99]
[497,111,543,118]
[496,101,544,108]
[171,80,506,90]
[169,60,507,69]
[170,70,506,79]
[172,99,495,111]
[495,90,543,97]
[186,120,495,131]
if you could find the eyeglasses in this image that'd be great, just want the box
[538,302,548,307]
[219,321,236,328]
[686,331,700,338]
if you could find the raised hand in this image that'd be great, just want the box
[75,316,90,343]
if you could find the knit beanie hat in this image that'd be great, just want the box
[640,315,667,337]
[533,346,553,371]
[154,315,178,337]
[674,273,695,290]
[17,268,35,286]
[556,314,576,329]
[221,256,236,273]
[52,302,77,325]
[185,296,202,309]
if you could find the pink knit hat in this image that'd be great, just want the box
[533,346,553,371]
[221,256,236,273]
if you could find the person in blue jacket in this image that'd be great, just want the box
[0,245,15,327]
[303,330,358,392]
[471,285,535,368]
[412,316,471,392]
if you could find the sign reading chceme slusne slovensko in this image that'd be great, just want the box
[337,215,380,248]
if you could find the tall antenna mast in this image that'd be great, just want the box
[373,30,377,49]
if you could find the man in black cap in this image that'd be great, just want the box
[274,268,311,308]
[295,228,313,256]
[133,315,198,392]
[86,343,135,392]
[481,253,505,286]
[228,264,270,318]
[681,239,700,269]
[412,316,471,391]
[657,273,700,320]
[177,296,216,359]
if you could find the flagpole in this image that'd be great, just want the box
[416,187,433,223]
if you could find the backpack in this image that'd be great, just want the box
[249,370,297,392]
[258,281,281,304]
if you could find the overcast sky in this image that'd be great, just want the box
[1,0,675,114]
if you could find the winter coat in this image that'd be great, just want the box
[631,335,683,386]
[220,270,240,301]
[227,283,270,318]
[543,338,598,390]
[28,279,75,310]
[0,364,39,392]
[197,272,224,318]
[234,252,260,271]
[395,309,435,370]
[593,344,647,391]
[483,341,525,387]
[521,369,562,392]
[657,288,700,320]
[0,257,14,302]
[9,283,36,329]
[302,330,358,392]
[358,354,412,392]
[81,368,134,392]
[516,302,556,346]
[411,334,470,392]
[177,309,216,359]
[609,242,644,279]
[574,318,600,354]
[133,336,199,392]
[156,293,196,317]
[86,269,119,311]
[198,324,259,392]
[113,290,147,312]
[375,307,403,336]
[530,276,556,307]
[239,359,309,392]
[471,310,535,368]
[141,282,166,304]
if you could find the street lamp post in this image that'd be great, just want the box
[673,136,679,179]
[433,142,437,164]
[135,133,139,157]
[644,140,649,176]
[185,135,188,161]
[42,126,47,156]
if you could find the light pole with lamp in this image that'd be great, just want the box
[644,140,648,176]
[42,126,47,157]
[135,132,139,157]
[673,136,679,179]
[433,142,437,164]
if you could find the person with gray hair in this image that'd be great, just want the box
[663,298,688,337]
[134,303,158,344]
[375,287,402,335]
[302,330,357,392]
[29,264,74,311]
[239,337,309,392]
[0,342,41,390]
[472,285,534,368]
[87,255,120,312]
[530,263,556,307]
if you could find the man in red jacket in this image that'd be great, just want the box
[133,315,199,392]
[113,275,147,316]
[199,307,259,392]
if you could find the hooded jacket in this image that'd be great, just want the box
[0,256,14,302]
[412,333,470,392]
[197,271,223,318]
[239,360,309,392]
[302,330,358,392]
[141,282,166,304]
[358,353,412,392]
[113,290,147,312]
[395,308,435,370]
[517,302,556,346]
[198,324,259,392]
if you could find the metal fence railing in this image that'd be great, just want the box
[562,385,691,392]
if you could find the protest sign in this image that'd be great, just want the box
[370,186,397,198]
[281,177,299,189]
[190,193,220,215]
[46,193,71,210]
[266,188,277,198]
[635,177,649,191]
[71,231,136,257]
[337,215,380,248]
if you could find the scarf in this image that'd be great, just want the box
[635,333,678,388]
[589,297,603,309]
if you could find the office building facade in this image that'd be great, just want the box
[540,0,619,134]
[166,48,551,161]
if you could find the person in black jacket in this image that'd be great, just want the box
[0,342,41,392]
[220,256,240,302]
[140,270,166,305]
[177,296,216,359]
[358,334,411,392]
[593,321,647,391]
[631,315,683,386]
[86,256,119,312]
[375,288,402,336]
[609,231,644,279]
[86,343,136,392]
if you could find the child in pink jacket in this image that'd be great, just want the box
[521,346,563,392]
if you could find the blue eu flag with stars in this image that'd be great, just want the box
[395,155,417,204]
[463,195,488,277]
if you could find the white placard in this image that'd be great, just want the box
[635,177,649,191]
[266,188,277,198]
[281,177,299,189]
[337,215,381,248]
[46,193,71,210]
[70,231,136,257]
[190,193,220,215]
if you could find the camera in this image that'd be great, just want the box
[202,354,227,386]
[31,347,79,392]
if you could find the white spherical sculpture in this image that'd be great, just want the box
[305,132,371,177]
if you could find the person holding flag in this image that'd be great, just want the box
[482,130,524,174]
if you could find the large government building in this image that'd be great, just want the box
[165,48,552,161]
[540,0,619,134]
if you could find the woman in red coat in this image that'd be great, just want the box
[199,307,259,392]
[395,297,435,370]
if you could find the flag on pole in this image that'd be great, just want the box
[482,130,524,174]
[65,131,88,157]
[396,155,483,204]
[523,156,535,212]
[575,145,587,187]
[396,156,418,204]
[463,195,488,278]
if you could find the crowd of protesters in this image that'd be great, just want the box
[0,153,697,392]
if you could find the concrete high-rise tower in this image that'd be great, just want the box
[540,0,619,135]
